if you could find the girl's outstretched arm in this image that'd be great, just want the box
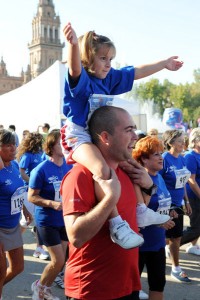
[134,56,183,80]
[63,22,81,79]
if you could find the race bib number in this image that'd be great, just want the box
[53,181,62,202]
[157,197,171,215]
[175,169,191,189]
[11,186,27,215]
[89,94,114,113]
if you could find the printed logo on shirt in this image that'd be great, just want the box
[48,175,59,184]
[5,179,12,185]
[33,159,40,163]
[169,165,177,172]
[69,198,81,202]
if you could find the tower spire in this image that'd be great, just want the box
[28,0,64,78]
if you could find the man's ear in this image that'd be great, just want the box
[99,131,110,145]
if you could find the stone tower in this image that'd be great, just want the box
[28,0,64,79]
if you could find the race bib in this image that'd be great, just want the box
[11,186,27,215]
[157,197,171,215]
[53,181,62,202]
[89,94,114,113]
[175,169,191,189]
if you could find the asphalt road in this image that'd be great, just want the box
[2,217,200,300]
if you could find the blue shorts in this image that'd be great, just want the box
[36,226,68,247]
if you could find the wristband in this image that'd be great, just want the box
[141,183,157,196]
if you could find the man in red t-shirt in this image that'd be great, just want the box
[61,106,152,300]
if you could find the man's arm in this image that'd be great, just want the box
[63,22,81,79]
[134,56,183,80]
[64,169,121,248]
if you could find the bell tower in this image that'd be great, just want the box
[28,0,64,78]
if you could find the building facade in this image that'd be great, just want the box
[0,0,63,95]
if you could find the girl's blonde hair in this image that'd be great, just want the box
[78,31,116,74]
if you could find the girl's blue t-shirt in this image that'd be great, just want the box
[29,158,72,227]
[140,173,171,252]
[0,161,25,228]
[63,66,135,128]
[185,150,200,199]
[159,152,190,207]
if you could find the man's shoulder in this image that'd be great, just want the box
[60,164,94,196]
[62,163,92,183]
[71,163,92,175]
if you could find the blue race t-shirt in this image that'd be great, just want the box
[0,161,25,228]
[159,152,191,207]
[185,150,200,199]
[19,151,44,185]
[63,66,135,128]
[140,173,171,252]
[29,158,72,227]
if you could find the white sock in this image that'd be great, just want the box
[172,266,182,273]
[109,215,123,228]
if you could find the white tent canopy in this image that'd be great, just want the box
[0,61,66,139]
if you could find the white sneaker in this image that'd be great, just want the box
[33,247,49,260]
[186,245,200,256]
[137,206,170,228]
[110,220,144,249]
[31,280,45,300]
[44,287,60,300]
[31,280,60,300]
[139,290,149,299]
[54,272,64,289]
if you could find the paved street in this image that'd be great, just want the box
[2,217,200,300]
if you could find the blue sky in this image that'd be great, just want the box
[1,0,199,85]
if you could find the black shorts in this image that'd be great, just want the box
[166,205,184,239]
[36,225,68,247]
[181,196,200,245]
[139,248,166,292]
[188,196,200,229]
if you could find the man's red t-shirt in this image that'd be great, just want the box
[61,164,141,300]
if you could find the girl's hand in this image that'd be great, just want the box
[63,22,78,45]
[165,56,184,71]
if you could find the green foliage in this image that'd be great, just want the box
[128,71,200,124]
